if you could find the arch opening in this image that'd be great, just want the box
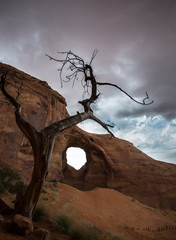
[66,147,87,170]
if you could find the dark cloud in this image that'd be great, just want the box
[114,101,176,120]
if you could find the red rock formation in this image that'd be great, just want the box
[0,63,176,211]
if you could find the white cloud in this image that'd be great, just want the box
[114,115,176,164]
[161,125,170,137]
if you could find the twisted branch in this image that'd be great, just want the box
[0,73,21,111]
[0,73,40,151]
[96,82,153,105]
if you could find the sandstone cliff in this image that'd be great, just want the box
[0,63,176,211]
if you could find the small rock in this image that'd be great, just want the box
[11,214,33,236]
[30,228,50,240]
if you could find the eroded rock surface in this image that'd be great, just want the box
[0,63,176,211]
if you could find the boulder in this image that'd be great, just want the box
[11,214,33,236]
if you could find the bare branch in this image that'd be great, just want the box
[0,73,21,111]
[90,114,115,137]
[89,49,98,65]
[41,111,92,137]
[0,73,39,150]
[46,51,85,88]
[97,82,153,105]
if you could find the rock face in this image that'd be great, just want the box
[0,63,176,211]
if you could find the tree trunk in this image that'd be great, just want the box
[14,111,92,218]
[15,133,55,218]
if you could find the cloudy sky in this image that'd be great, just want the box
[1,0,176,166]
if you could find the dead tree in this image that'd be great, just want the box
[0,51,153,218]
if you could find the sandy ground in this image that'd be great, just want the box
[38,182,176,240]
[1,182,176,240]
